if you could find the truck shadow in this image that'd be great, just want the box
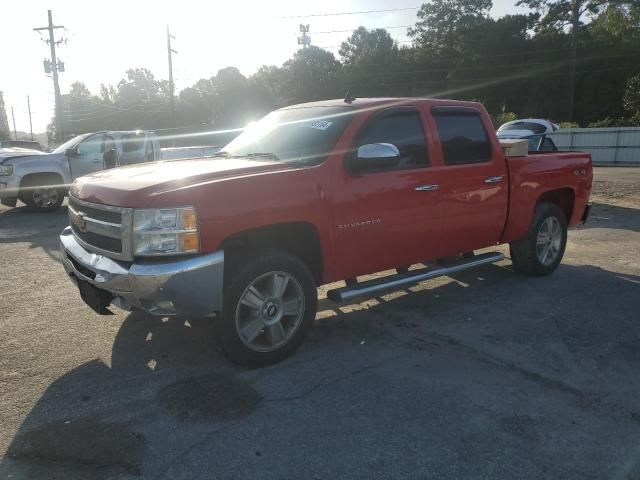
[0,203,69,263]
[2,262,640,478]
[581,202,640,232]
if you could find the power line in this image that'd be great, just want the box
[317,40,413,49]
[281,6,419,19]
[312,25,412,34]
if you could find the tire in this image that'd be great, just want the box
[509,202,567,276]
[20,176,64,211]
[216,250,317,368]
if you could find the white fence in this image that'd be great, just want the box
[548,127,640,166]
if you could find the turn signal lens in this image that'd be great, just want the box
[181,208,198,230]
[180,232,200,253]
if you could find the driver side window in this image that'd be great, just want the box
[77,135,103,155]
[356,108,429,172]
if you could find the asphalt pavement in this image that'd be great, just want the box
[0,167,639,479]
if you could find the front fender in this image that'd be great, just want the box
[12,154,72,185]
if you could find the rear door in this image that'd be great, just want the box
[333,106,445,278]
[69,133,104,180]
[426,107,508,254]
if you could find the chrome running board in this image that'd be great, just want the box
[326,252,504,302]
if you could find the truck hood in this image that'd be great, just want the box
[70,157,290,207]
[0,149,50,164]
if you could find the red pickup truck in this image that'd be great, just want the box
[59,97,592,366]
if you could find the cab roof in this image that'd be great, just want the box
[282,97,484,110]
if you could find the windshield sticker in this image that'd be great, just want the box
[306,120,333,131]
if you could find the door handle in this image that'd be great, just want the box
[484,176,504,184]
[415,184,439,191]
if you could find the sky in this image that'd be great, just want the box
[2,0,528,133]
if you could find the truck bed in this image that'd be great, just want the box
[501,151,592,243]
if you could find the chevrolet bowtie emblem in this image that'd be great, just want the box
[73,211,88,232]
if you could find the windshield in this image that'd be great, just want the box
[52,133,92,154]
[222,106,355,165]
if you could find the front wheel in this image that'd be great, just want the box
[20,179,64,211]
[509,202,567,276]
[216,251,317,367]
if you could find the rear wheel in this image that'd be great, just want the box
[509,202,567,276]
[216,250,317,367]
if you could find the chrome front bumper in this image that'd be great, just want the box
[59,226,224,317]
[0,174,20,199]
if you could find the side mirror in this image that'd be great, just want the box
[66,147,78,157]
[350,143,400,173]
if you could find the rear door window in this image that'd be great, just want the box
[122,134,145,153]
[432,110,491,165]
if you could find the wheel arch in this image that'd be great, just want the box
[19,171,67,192]
[219,222,324,285]
[536,187,575,223]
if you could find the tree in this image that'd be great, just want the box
[516,0,633,120]
[408,0,493,53]
[589,3,640,41]
[54,82,107,138]
[248,65,288,113]
[178,78,217,126]
[0,91,9,141]
[338,27,404,97]
[281,47,342,104]
[111,68,171,130]
[212,67,252,127]
[339,27,397,66]
[624,73,640,114]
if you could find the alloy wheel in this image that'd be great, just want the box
[234,271,305,352]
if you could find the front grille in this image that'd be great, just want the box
[68,197,122,224]
[68,196,133,260]
[71,224,123,253]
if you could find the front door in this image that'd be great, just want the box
[69,133,104,180]
[332,106,446,280]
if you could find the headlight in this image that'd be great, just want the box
[133,206,199,256]
[0,164,13,176]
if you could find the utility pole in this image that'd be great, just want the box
[11,107,17,140]
[27,96,34,141]
[167,25,177,134]
[298,24,310,48]
[34,10,65,143]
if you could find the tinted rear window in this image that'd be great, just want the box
[122,134,145,152]
[433,112,491,165]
